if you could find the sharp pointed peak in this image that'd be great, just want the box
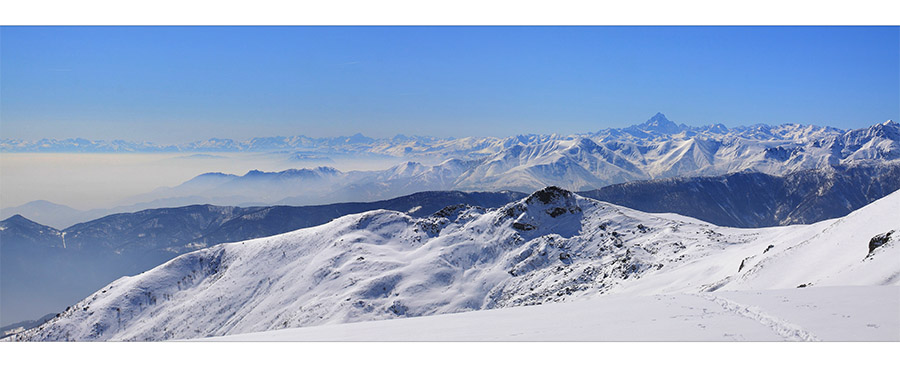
[643,113,676,125]
[629,112,684,134]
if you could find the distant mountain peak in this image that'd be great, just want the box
[631,112,684,135]
[644,112,674,126]
[5,200,74,210]
[1,214,58,231]
[647,112,670,122]
[312,166,341,174]
[197,172,233,178]
[242,167,341,178]
[863,119,900,140]
[2,214,28,222]
[345,133,374,144]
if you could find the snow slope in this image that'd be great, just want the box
[206,286,899,341]
[8,188,899,341]
[0,191,524,326]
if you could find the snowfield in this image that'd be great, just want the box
[205,286,899,341]
[7,187,899,342]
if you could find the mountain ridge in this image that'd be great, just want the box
[9,187,897,341]
[579,163,900,227]
[3,115,894,154]
[0,190,526,326]
[6,116,898,219]
[99,117,900,207]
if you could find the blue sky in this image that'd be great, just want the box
[1,26,898,143]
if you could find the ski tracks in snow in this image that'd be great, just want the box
[699,293,821,341]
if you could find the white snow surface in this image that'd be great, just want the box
[8,188,900,341]
[206,286,899,341]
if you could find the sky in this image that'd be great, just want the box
[1,26,898,144]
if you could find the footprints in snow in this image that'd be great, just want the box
[699,293,821,341]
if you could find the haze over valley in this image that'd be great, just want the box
[3,113,898,226]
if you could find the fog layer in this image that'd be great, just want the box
[0,153,404,210]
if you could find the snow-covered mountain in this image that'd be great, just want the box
[581,163,900,227]
[106,116,899,207]
[0,133,444,154]
[456,116,899,191]
[8,115,896,213]
[0,201,93,230]
[0,191,524,327]
[11,187,897,341]
[0,113,862,155]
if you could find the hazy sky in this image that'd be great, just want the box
[1,26,898,144]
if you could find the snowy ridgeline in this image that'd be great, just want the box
[0,191,527,329]
[8,187,899,341]
[19,116,897,211]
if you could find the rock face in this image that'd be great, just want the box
[868,230,894,255]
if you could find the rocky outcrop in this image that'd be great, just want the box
[868,230,895,256]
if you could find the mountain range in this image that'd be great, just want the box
[61,115,896,212]
[7,159,899,232]
[4,114,895,163]
[8,186,897,341]
[581,163,900,228]
[5,114,897,223]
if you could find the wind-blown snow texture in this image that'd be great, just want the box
[10,187,899,341]
[0,191,524,327]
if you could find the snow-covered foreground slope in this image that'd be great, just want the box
[207,286,899,341]
[0,191,525,327]
[8,188,899,341]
